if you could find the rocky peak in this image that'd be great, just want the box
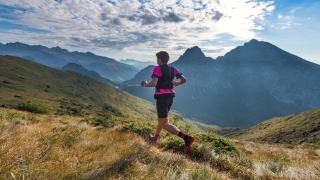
[222,39,279,61]
[247,39,259,44]
[219,39,311,69]
[51,46,69,54]
[183,46,205,58]
[175,46,206,63]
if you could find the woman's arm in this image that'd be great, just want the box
[141,77,159,87]
[174,75,186,87]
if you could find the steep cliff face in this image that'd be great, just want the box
[121,39,320,128]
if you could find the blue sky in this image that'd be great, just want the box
[0,0,319,65]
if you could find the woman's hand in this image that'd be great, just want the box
[141,80,147,87]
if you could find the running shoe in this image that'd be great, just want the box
[148,134,158,143]
[184,135,195,154]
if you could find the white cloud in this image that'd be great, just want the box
[284,16,293,20]
[0,0,275,59]
[266,5,275,12]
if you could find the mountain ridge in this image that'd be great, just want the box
[121,39,320,128]
[61,62,116,86]
[0,42,138,82]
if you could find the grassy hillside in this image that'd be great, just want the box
[234,108,320,144]
[1,108,320,179]
[0,55,204,131]
[0,55,144,117]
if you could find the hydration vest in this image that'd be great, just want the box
[155,64,174,92]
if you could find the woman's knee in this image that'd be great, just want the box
[158,118,169,127]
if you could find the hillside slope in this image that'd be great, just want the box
[0,55,156,120]
[234,108,320,144]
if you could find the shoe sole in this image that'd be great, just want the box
[184,137,195,154]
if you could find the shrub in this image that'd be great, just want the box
[195,133,238,155]
[120,120,155,138]
[104,103,122,117]
[157,136,185,152]
[80,116,108,127]
[17,99,48,114]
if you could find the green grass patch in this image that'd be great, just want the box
[118,119,156,139]
[17,99,48,114]
[195,133,238,155]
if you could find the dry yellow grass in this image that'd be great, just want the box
[1,108,320,180]
[232,140,320,179]
[0,108,227,180]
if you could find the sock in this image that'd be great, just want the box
[154,134,159,140]
[178,131,187,139]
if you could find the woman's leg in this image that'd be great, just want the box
[156,117,180,136]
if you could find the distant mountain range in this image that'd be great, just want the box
[61,63,115,86]
[121,39,320,128]
[0,42,138,82]
[120,59,156,71]
[2,40,320,128]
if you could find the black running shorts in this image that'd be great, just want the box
[156,97,174,118]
